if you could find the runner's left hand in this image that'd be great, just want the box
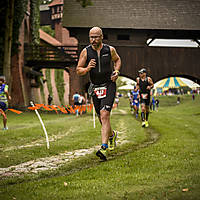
[146,86,151,90]
[111,71,119,82]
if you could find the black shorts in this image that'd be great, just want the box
[0,102,8,111]
[92,82,116,116]
[140,97,150,106]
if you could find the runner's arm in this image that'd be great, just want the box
[4,88,11,101]
[147,77,154,90]
[76,49,96,76]
[110,46,121,81]
[110,46,121,73]
[135,77,140,91]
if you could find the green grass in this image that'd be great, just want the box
[0,95,200,199]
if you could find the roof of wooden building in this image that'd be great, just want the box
[49,0,63,7]
[63,0,200,30]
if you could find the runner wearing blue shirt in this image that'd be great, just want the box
[72,92,80,106]
[72,92,81,116]
[131,86,140,118]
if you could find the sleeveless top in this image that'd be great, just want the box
[0,84,8,104]
[139,77,150,95]
[86,44,112,85]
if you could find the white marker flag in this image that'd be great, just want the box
[30,101,50,149]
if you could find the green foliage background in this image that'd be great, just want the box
[55,69,65,105]
[45,69,52,96]
[40,69,65,105]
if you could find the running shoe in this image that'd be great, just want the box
[108,131,117,151]
[145,121,149,128]
[142,121,146,127]
[96,146,107,161]
[2,127,8,130]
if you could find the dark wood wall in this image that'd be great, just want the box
[116,46,200,84]
[77,45,200,98]
[69,28,200,85]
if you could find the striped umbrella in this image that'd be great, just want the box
[155,77,188,88]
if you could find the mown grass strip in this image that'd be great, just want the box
[0,95,199,200]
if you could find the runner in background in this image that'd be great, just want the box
[136,68,154,127]
[72,92,80,116]
[0,76,11,130]
[131,86,140,118]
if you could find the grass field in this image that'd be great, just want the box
[0,95,200,200]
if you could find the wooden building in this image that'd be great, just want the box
[62,0,200,89]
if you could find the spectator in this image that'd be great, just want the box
[151,96,156,111]
[48,94,53,105]
[177,96,180,104]
[72,92,81,116]
[78,95,86,115]
[155,98,160,110]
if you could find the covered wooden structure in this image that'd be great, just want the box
[62,0,200,91]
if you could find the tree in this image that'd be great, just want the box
[1,0,28,87]
[3,0,15,86]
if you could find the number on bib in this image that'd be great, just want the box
[94,87,107,99]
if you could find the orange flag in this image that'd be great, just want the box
[66,106,75,114]
[87,104,91,112]
[28,106,40,110]
[57,106,68,113]
[74,105,81,112]
[48,105,58,113]
[88,104,93,112]
[42,105,54,111]
[8,109,22,114]
[81,105,86,112]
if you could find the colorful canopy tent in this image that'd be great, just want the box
[118,84,135,90]
[154,77,188,89]
[154,77,190,95]
[180,78,200,89]
[189,82,200,89]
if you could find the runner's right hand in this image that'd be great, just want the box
[87,59,96,71]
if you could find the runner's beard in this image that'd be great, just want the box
[92,42,101,49]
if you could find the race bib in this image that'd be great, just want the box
[94,87,107,99]
[134,100,138,104]
[141,93,148,99]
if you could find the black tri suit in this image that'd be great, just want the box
[139,77,151,106]
[86,44,116,116]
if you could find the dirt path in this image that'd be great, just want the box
[0,110,160,178]
[0,128,128,178]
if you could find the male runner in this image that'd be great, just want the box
[76,27,121,161]
[136,68,154,127]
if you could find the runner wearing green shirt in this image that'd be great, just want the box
[0,77,11,130]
